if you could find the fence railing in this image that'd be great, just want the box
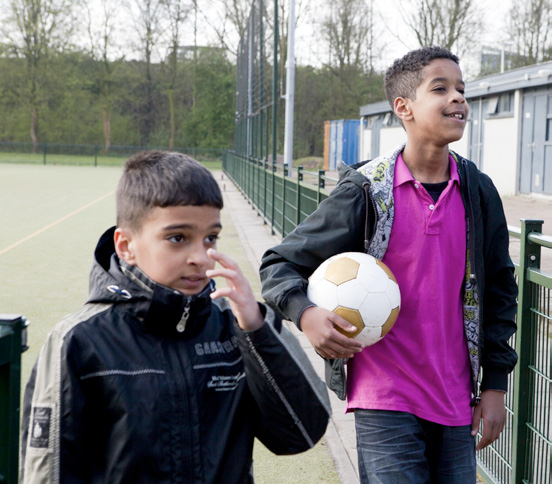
[223,150,552,484]
[0,141,223,166]
[223,151,334,237]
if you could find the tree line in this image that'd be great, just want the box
[0,49,235,151]
[0,0,551,159]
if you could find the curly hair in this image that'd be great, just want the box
[384,46,460,109]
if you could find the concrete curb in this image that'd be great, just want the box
[217,171,360,484]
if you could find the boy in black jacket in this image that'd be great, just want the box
[21,151,330,484]
[260,47,517,483]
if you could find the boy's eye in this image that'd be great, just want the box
[205,234,219,244]
[168,234,185,243]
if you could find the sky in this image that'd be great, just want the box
[74,0,516,81]
[291,0,514,78]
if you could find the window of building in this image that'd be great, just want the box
[546,117,552,142]
[382,112,401,127]
[486,96,499,114]
[485,92,514,118]
[499,93,513,113]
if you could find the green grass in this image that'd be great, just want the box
[0,162,338,484]
[0,151,223,170]
[294,156,324,170]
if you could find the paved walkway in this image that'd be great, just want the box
[217,172,360,483]
[217,171,552,484]
[502,195,552,272]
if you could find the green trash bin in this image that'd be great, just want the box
[0,315,29,484]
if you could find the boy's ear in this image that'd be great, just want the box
[394,97,413,123]
[114,228,137,265]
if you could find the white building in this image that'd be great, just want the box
[359,62,552,197]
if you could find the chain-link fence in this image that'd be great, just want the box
[235,0,279,163]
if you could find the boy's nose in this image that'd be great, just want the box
[189,243,210,266]
[451,91,465,103]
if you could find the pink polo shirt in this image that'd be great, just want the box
[346,153,473,426]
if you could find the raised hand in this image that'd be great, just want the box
[206,248,264,331]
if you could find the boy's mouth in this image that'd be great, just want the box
[183,275,205,282]
[445,113,464,120]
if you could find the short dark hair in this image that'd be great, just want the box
[116,150,223,231]
[384,46,460,108]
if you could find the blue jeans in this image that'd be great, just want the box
[354,409,476,484]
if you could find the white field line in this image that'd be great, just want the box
[0,190,115,256]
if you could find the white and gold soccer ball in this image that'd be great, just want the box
[307,252,401,347]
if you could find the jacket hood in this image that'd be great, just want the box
[336,160,369,188]
[87,226,213,337]
[336,144,404,189]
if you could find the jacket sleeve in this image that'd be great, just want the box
[478,173,518,392]
[260,181,368,327]
[235,303,331,454]
[20,323,89,484]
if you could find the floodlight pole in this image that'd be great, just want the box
[283,0,296,169]
[247,7,255,158]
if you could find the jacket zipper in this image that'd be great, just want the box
[176,297,191,333]
[363,182,377,251]
[458,158,482,404]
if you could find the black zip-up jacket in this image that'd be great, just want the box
[21,227,331,484]
[260,152,518,401]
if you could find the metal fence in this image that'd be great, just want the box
[234,0,279,167]
[223,151,333,237]
[0,315,28,484]
[0,141,223,166]
[223,150,552,484]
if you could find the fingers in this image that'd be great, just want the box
[475,414,505,451]
[320,317,362,359]
[206,249,264,331]
[472,391,506,451]
[300,307,363,359]
[471,404,482,439]
[207,248,237,269]
[329,312,359,333]
[206,249,248,295]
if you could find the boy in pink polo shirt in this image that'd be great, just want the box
[260,46,517,483]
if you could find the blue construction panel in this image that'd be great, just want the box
[327,119,359,169]
[342,119,359,165]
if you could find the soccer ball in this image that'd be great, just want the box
[307,252,401,347]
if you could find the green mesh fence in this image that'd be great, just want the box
[234,0,278,163]
[0,142,223,166]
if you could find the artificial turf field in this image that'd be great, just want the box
[1,162,339,484]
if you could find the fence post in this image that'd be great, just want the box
[239,154,244,195]
[511,219,543,484]
[257,158,262,213]
[282,165,288,236]
[263,159,268,224]
[317,169,325,205]
[296,166,303,226]
[245,155,249,199]
[0,315,29,484]
[42,144,47,165]
[271,161,276,235]
[94,145,98,167]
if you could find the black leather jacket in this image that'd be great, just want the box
[21,227,330,484]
